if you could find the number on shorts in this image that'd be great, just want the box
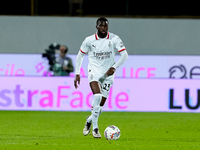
[103,83,111,91]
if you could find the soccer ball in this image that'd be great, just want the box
[104,125,121,140]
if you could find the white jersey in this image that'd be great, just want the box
[80,32,126,74]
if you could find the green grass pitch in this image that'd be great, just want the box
[0,111,199,150]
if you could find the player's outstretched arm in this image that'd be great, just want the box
[74,51,85,89]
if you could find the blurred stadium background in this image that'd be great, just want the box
[0,0,200,149]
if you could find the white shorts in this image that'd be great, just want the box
[88,70,114,98]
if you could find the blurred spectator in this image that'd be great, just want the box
[53,45,74,76]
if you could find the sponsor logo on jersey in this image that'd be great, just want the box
[93,51,112,60]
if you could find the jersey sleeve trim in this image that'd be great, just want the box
[80,49,86,54]
[118,48,126,52]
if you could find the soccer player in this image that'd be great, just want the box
[74,17,128,138]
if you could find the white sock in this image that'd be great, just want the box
[87,105,103,123]
[92,107,99,129]
[91,94,102,130]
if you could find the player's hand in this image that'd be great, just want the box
[74,75,80,89]
[106,67,116,76]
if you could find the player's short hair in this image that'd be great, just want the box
[96,17,109,25]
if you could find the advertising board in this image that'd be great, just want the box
[0,76,199,112]
[0,54,200,79]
